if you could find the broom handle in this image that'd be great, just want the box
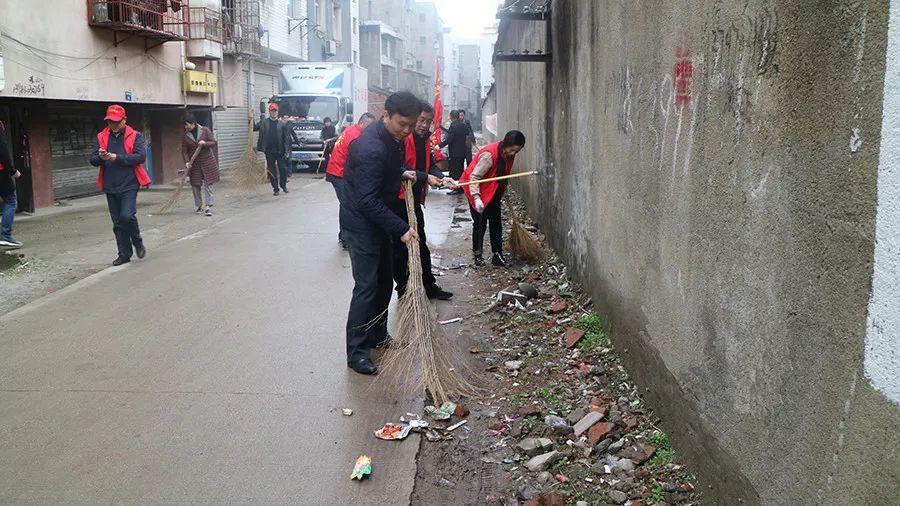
[181,144,204,182]
[455,170,538,187]
[404,179,418,235]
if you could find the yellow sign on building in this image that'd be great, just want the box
[182,70,218,94]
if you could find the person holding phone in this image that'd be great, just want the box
[90,104,150,266]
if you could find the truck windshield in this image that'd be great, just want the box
[275,96,339,123]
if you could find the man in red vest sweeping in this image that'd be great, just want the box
[389,102,455,300]
[326,112,377,250]
[90,104,151,266]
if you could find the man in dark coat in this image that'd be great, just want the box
[459,109,476,166]
[181,112,220,216]
[440,109,470,195]
[253,102,292,195]
[341,91,423,375]
[0,120,23,249]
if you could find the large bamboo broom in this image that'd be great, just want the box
[235,117,268,192]
[158,144,203,214]
[377,180,481,404]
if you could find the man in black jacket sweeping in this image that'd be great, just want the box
[440,109,470,195]
[342,91,423,375]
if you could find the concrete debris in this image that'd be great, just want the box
[524,450,562,472]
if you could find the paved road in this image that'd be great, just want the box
[0,179,457,504]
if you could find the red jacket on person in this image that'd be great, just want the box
[460,141,516,208]
[399,132,445,202]
[326,124,364,178]
[95,125,151,190]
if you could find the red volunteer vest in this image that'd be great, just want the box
[326,124,364,178]
[96,125,151,190]
[399,132,445,202]
[460,141,516,208]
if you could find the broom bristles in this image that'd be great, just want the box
[157,179,185,214]
[377,180,482,404]
[234,118,268,193]
[505,195,543,263]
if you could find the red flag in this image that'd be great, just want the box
[431,61,443,148]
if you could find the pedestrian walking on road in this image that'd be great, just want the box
[389,102,455,301]
[459,109,476,167]
[0,120,23,249]
[90,104,150,266]
[342,92,423,376]
[252,103,292,196]
[181,113,220,217]
[439,110,470,195]
[325,112,377,250]
[460,130,526,267]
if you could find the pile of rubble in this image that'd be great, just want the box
[449,200,701,505]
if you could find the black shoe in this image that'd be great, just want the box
[427,287,454,300]
[135,243,146,259]
[348,358,378,375]
[474,255,486,267]
[273,190,280,196]
[112,256,131,266]
[492,252,508,267]
[282,187,289,193]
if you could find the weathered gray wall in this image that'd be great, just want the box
[494,1,899,504]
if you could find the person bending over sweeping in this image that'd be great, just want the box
[459,130,526,267]
[181,113,220,216]
[342,92,423,376]
[389,101,457,301]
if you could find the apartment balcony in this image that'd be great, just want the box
[222,0,261,56]
[185,5,223,59]
[380,54,399,68]
[87,0,188,46]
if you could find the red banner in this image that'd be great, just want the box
[431,61,443,148]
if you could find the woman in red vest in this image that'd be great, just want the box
[459,130,526,267]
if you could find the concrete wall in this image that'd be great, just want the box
[494,1,900,503]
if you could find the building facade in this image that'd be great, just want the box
[305,0,360,64]
[456,43,481,129]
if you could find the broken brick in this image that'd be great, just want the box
[549,300,568,314]
[518,405,543,417]
[565,328,586,348]
[624,416,639,431]
[590,405,608,417]
[454,404,470,418]
[618,443,657,464]
[587,422,616,445]
[524,493,566,506]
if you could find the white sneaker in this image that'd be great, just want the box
[205,207,212,217]
[0,237,23,249]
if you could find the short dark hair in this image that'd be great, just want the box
[450,110,460,120]
[500,130,526,148]
[459,109,466,115]
[420,101,434,114]
[358,112,377,123]
[183,112,198,124]
[323,117,333,124]
[385,91,423,118]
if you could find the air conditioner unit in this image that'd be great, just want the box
[326,40,338,56]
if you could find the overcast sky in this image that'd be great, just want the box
[430,0,501,38]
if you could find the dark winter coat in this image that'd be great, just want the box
[440,119,471,159]
[254,117,292,156]
[183,125,220,186]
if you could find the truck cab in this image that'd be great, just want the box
[274,63,368,169]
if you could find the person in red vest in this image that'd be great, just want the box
[325,112,376,250]
[89,104,150,266]
[389,102,456,300]
[459,130,526,267]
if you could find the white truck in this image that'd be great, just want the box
[271,62,368,169]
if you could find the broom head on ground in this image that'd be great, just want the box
[235,117,269,193]
[376,179,482,404]
[158,144,203,214]
[504,195,543,263]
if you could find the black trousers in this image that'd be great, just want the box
[265,153,288,191]
[471,196,503,255]
[389,199,437,295]
[344,227,393,363]
[105,189,142,259]
[449,158,466,181]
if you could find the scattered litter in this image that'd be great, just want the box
[341,408,353,416]
[446,419,468,432]
[409,419,429,430]
[374,423,413,441]
[351,455,372,480]
[425,428,452,442]
[425,401,457,420]
[439,317,462,325]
